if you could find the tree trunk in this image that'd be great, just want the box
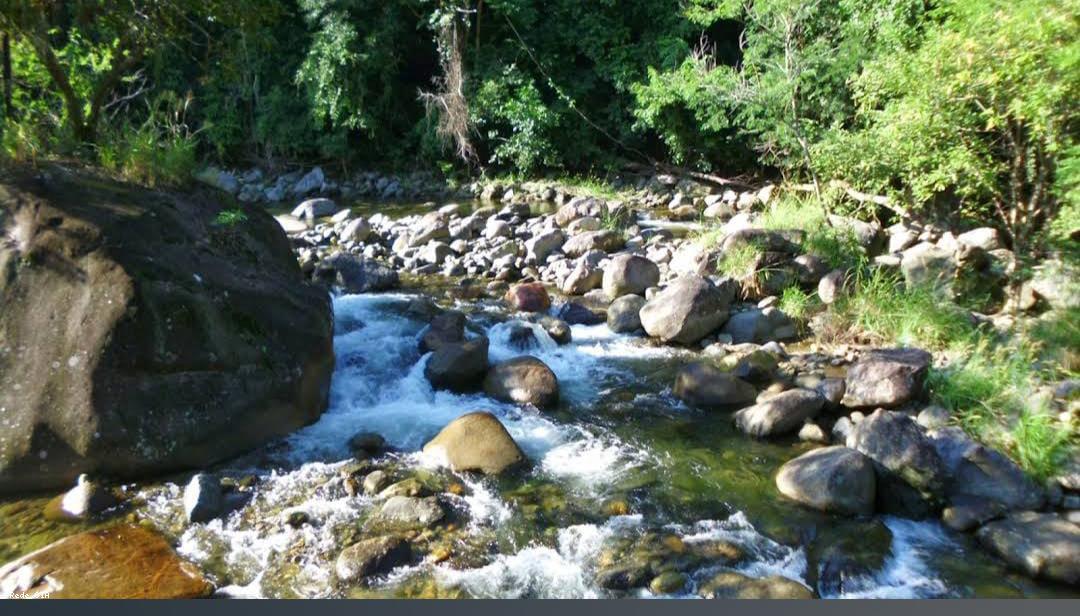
[2,33,11,119]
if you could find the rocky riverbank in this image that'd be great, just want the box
[1,164,1077,598]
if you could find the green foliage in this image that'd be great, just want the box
[716,242,762,279]
[96,93,199,186]
[757,193,865,268]
[779,285,816,320]
[831,267,974,349]
[473,66,558,172]
[816,0,1080,242]
[213,208,249,227]
[1010,410,1074,481]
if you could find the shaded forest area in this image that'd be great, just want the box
[0,0,1077,250]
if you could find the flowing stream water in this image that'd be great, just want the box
[87,289,1070,599]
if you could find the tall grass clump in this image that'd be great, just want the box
[1009,410,1074,481]
[759,193,865,268]
[831,267,974,349]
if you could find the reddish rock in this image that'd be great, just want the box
[0,525,214,599]
[504,283,551,313]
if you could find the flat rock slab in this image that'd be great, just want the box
[0,525,214,599]
[976,512,1080,586]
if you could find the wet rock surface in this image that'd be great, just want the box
[0,525,214,599]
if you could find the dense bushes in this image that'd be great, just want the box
[1,0,1077,244]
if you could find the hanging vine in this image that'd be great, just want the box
[420,1,476,165]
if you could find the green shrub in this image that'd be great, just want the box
[779,285,817,321]
[213,208,249,227]
[716,243,763,279]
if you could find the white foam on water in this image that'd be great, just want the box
[133,292,972,599]
[672,512,809,586]
[833,517,955,599]
[141,461,371,599]
[434,515,644,599]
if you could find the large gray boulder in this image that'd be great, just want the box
[0,167,334,495]
[976,512,1080,585]
[424,337,489,392]
[929,427,1045,512]
[607,294,646,333]
[525,229,565,263]
[901,242,955,292]
[291,197,338,220]
[842,348,931,409]
[847,409,947,514]
[422,412,526,476]
[639,275,736,345]
[483,356,559,409]
[602,254,659,299]
[733,389,824,437]
[673,362,757,411]
[776,446,876,516]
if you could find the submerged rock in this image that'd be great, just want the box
[776,446,876,516]
[0,168,334,494]
[734,389,825,437]
[369,496,445,530]
[483,356,559,409]
[335,536,411,584]
[698,572,813,599]
[976,512,1080,585]
[672,362,757,411]
[0,525,214,599]
[422,412,526,476]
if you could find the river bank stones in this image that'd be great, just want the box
[483,357,559,409]
[841,347,931,409]
[423,412,526,476]
[847,409,947,515]
[639,275,735,345]
[976,512,1080,586]
[602,254,660,299]
[775,446,876,516]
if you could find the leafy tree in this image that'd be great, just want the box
[816,0,1079,248]
[0,0,234,144]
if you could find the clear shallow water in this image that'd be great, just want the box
[4,290,1071,598]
